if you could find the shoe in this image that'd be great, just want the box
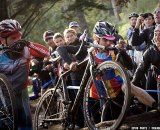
[69,124,80,130]
[152,102,160,111]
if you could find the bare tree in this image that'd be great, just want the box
[76,8,89,33]
[111,0,121,21]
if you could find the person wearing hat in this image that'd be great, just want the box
[43,30,56,55]
[126,12,139,62]
[69,21,81,38]
[0,19,49,130]
[69,21,93,43]
[127,12,139,40]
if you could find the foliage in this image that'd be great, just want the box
[67,0,110,10]
[5,0,158,44]
[118,0,158,38]
[6,0,60,39]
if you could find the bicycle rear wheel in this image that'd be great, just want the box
[33,87,65,130]
[83,61,131,130]
[0,74,18,130]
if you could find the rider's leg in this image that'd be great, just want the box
[122,84,156,108]
[17,88,32,130]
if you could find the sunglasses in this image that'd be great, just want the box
[101,38,112,42]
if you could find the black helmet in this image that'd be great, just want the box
[128,12,139,19]
[0,19,21,38]
[93,20,115,40]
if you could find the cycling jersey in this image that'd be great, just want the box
[0,42,49,91]
[90,50,123,99]
[0,41,49,130]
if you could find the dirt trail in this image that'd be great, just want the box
[30,100,160,130]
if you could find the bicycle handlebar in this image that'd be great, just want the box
[0,46,10,51]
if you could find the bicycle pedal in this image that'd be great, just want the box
[62,100,72,105]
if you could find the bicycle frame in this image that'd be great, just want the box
[45,47,99,126]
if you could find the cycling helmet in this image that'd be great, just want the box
[0,19,21,38]
[128,12,139,19]
[43,30,54,42]
[93,20,116,40]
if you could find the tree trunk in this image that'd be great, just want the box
[0,0,9,21]
[76,8,90,36]
[111,0,121,21]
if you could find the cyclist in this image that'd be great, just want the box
[90,20,157,111]
[0,19,49,130]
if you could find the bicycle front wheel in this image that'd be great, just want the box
[33,87,65,130]
[83,61,131,130]
[0,74,18,130]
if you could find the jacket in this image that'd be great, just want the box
[131,26,155,48]
[132,45,160,86]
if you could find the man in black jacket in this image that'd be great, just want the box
[132,24,160,110]
[131,6,160,101]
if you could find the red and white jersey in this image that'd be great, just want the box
[0,42,49,91]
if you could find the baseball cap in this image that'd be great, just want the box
[69,21,79,28]
[128,12,139,19]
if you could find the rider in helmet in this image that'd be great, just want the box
[0,19,49,130]
[93,20,123,45]
[91,20,157,112]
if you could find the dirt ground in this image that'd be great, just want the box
[30,99,160,130]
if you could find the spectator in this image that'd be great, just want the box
[126,12,139,62]
[132,24,160,110]
[56,28,88,128]
[69,21,82,38]
[43,30,56,54]
[69,21,93,43]
[131,6,160,101]
[53,32,66,47]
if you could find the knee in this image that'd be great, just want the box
[121,85,125,92]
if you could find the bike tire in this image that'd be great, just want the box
[0,73,18,130]
[33,87,65,130]
[83,61,131,130]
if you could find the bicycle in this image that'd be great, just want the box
[0,73,18,130]
[33,41,131,130]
